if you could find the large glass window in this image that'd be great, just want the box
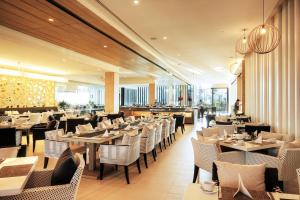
[198,88,228,113]
[123,85,148,106]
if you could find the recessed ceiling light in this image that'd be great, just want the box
[103,45,108,48]
[133,0,139,5]
[48,18,54,22]
[163,36,167,40]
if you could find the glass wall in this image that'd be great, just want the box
[122,85,148,106]
[198,88,229,113]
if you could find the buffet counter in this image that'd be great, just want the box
[120,107,198,124]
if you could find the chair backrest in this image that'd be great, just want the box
[161,119,170,138]
[216,121,232,125]
[214,124,235,136]
[297,168,300,194]
[66,118,85,133]
[140,125,156,153]
[29,113,41,124]
[173,115,184,126]
[127,134,141,164]
[154,123,162,144]
[169,118,176,134]
[70,153,85,198]
[107,114,120,123]
[191,137,219,172]
[44,129,68,159]
[53,113,64,121]
[245,125,271,134]
[0,128,17,147]
[0,115,11,123]
[280,148,300,181]
[0,146,20,158]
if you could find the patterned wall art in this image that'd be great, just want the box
[0,75,55,108]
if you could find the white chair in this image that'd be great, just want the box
[259,131,292,141]
[161,119,170,149]
[29,113,41,124]
[191,138,242,183]
[0,146,20,158]
[2,153,85,200]
[154,123,163,152]
[140,125,156,168]
[99,131,141,184]
[169,117,176,143]
[213,124,235,137]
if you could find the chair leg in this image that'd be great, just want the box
[173,133,176,141]
[181,125,184,134]
[170,134,173,143]
[154,148,158,158]
[152,149,156,161]
[115,165,118,171]
[99,163,104,180]
[159,142,163,152]
[26,133,29,146]
[32,139,36,153]
[43,157,49,169]
[143,153,148,168]
[193,165,199,183]
[163,139,167,149]
[83,153,87,165]
[167,137,170,145]
[136,158,141,173]
[124,166,130,184]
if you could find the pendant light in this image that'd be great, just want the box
[235,28,252,55]
[248,0,281,54]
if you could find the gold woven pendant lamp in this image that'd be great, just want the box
[235,28,252,55]
[248,0,281,54]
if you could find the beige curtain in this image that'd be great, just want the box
[245,0,300,139]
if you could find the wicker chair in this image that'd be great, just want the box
[140,125,156,168]
[99,131,141,184]
[169,117,176,142]
[154,123,163,152]
[213,124,235,137]
[191,138,242,183]
[0,153,85,200]
[161,119,170,149]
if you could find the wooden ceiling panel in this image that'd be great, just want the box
[0,0,166,76]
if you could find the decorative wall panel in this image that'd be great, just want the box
[0,75,55,108]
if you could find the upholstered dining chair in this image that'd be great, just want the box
[66,118,85,133]
[169,117,176,142]
[154,123,163,152]
[161,119,171,149]
[173,115,185,134]
[213,124,235,137]
[0,153,85,200]
[140,125,156,168]
[191,138,242,183]
[99,131,141,184]
[297,168,300,194]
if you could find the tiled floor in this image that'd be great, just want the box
[26,119,207,200]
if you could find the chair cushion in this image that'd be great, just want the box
[51,148,77,186]
[202,127,219,137]
[215,161,265,191]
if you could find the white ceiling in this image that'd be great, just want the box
[96,0,279,86]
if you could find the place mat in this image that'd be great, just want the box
[219,187,270,200]
[0,164,32,178]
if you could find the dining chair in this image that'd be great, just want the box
[173,115,185,134]
[169,117,176,142]
[191,138,243,183]
[161,119,171,149]
[0,115,11,123]
[297,168,300,194]
[66,118,85,133]
[99,131,141,184]
[140,125,156,168]
[1,153,85,200]
[28,113,41,124]
[154,122,163,153]
[213,124,235,137]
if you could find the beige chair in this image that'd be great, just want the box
[259,131,292,141]
[140,125,156,168]
[297,168,300,194]
[213,124,235,137]
[191,138,242,183]
[169,117,176,142]
[161,119,171,149]
[154,123,163,152]
[1,153,85,200]
[0,146,20,158]
[99,131,141,184]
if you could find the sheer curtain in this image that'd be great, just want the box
[245,0,300,139]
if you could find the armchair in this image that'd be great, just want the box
[140,125,156,168]
[161,119,170,149]
[0,153,85,200]
[154,123,163,152]
[169,117,176,142]
[99,132,141,184]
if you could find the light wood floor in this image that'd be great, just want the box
[26,119,207,200]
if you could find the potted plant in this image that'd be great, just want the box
[58,101,70,110]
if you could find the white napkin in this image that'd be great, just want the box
[102,130,109,137]
[254,135,262,144]
[124,125,131,130]
[234,174,253,199]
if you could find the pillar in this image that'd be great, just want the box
[148,82,155,105]
[105,72,119,113]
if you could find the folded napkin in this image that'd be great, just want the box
[102,130,109,137]
[234,174,253,199]
[254,135,262,144]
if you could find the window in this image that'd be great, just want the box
[122,85,148,106]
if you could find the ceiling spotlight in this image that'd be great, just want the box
[48,18,54,22]
[103,45,108,48]
[163,36,167,40]
[133,0,139,5]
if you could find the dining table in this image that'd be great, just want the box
[219,140,282,152]
[183,183,300,200]
[0,156,38,197]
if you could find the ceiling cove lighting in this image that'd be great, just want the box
[235,28,252,55]
[248,0,281,54]
[103,45,108,48]
[133,0,139,5]
[163,36,168,40]
[0,68,68,83]
[48,18,54,22]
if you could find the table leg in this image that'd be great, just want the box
[88,143,96,171]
